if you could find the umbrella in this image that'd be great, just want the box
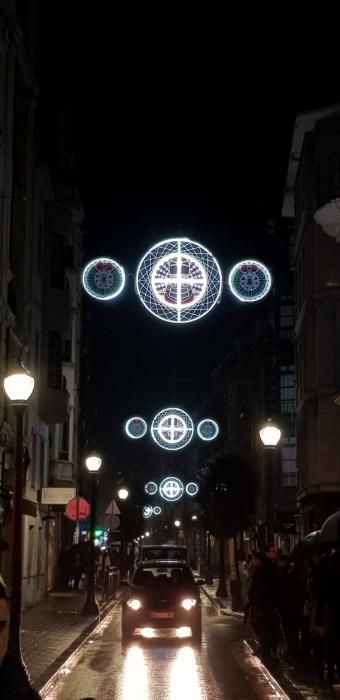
[319,511,340,547]
[290,530,320,561]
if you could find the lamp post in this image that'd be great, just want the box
[82,453,102,615]
[117,486,129,581]
[259,419,281,543]
[3,365,35,692]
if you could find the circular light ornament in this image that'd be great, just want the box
[197,419,219,442]
[143,505,153,519]
[228,259,272,303]
[136,238,222,323]
[125,417,147,439]
[151,407,194,450]
[153,506,162,516]
[159,477,184,503]
[82,257,125,301]
[144,481,158,496]
[186,482,199,497]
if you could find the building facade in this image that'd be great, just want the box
[283,106,340,535]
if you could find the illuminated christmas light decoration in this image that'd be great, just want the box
[197,419,219,441]
[125,417,147,439]
[185,482,199,497]
[159,477,184,502]
[143,505,153,519]
[151,408,194,450]
[228,259,272,303]
[82,257,126,301]
[144,481,158,496]
[136,238,222,323]
[153,506,162,515]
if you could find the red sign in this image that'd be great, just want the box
[65,497,90,522]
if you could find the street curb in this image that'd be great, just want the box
[38,593,124,697]
[202,585,243,619]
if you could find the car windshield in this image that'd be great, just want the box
[133,565,194,587]
[141,547,186,561]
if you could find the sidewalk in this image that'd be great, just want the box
[22,588,121,691]
[201,578,340,700]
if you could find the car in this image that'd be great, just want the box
[137,544,188,563]
[121,560,203,643]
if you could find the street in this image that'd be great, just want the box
[41,593,287,700]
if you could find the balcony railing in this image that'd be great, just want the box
[281,472,298,488]
[50,460,74,483]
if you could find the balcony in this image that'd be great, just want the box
[50,459,74,484]
[281,472,298,488]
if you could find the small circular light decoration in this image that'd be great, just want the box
[136,238,222,323]
[228,259,272,303]
[143,505,153,519]
[125,416,147,439]
[153,506,162,516]
[186,482,199,497]
[197,419,219,442]
[82,257,126,301]
[144,481,158,496]
[159,477,184,502]
[151,408,194,450]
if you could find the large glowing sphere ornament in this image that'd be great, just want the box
[136,238,222,323]
[125,417,147,439]
[228,259,272,303]
[159,477,184,502]
[144,481,158,496]
[143,505,153,519]
[151,408,194,450]
[82,257,126,301]
[197,419,219,441]
[185,482,199,497]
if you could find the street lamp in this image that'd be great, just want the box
[259,419,281,544]
[82,452,102,615]
[174,520,181,527]
[3,365,35,692]
[191,515,198,521]
[117,487,129,501]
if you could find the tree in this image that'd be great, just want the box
[197,454,256,602]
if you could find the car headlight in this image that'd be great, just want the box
[127,598,142,611]
[181,598,197,611]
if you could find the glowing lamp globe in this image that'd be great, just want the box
[85,454,102,473]
[118,487,129,501]
[174,520,181,528]
[4,366,35,404]
[259,420,281,447]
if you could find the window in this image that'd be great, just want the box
[50,233,65,289]
[280,301,294,339]
[48,332,62,388]
[280,365,295,414]
[281,436,297,487]
[40,438,45,487]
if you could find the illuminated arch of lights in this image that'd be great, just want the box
[228,259,272,303]
[159,477,185,502]
[143,505,153,519]
[185,482,199,497]
[151,408,194,450]
[125,417,148,439]
[82,257,126,301]
[144,481,158,496]
[136,238,222,323]
[197,419,219,441]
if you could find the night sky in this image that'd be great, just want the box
[35,5,340,508]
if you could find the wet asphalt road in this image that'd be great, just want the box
[42,594,281,700]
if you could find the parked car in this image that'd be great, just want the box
[122,560,203,642]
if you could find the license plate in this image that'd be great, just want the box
[150,611,174,619]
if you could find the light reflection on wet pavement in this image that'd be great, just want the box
[42,596,281,700]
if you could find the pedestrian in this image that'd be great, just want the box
[249,543,279,664]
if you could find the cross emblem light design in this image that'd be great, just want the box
[151,408,194,450]
[159,477,184,502]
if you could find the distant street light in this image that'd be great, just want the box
[117,487,129,501]
[3,365,36,693]
[145,531,150,537]
[191,515,198,521]
[82,453,102,615]
[259,419,281,543]
[174,520,181,527]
